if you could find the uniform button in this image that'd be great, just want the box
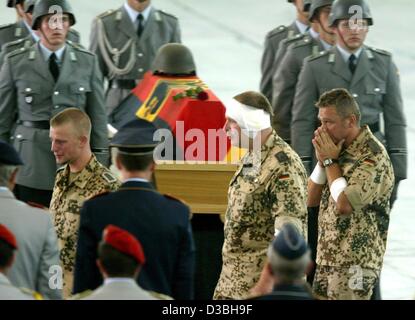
[254,178,259,183]
[79,87,85,92]
[352,93,358,98]
[54,105,60,109]
[25,88,32,93]
[54,91,59,95]
[138,68,144,72]
[374,88,381,93]
[137,53,144,57]
[16,134,23,139]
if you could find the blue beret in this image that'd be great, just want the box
[0,140,23,165]
[110,118,159,155]
[272,223,308,260]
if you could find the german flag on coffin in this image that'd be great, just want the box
[109,72,242,162]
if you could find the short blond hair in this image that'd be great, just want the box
[50,108,92,139]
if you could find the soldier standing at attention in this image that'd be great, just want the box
[90,0,181,115]
[0,0,109,208]
[272,0,335,144]
[260,0,310,103]
[308,88,394,300]
[0,0,80,53]
[291,0,406,203]
[213,91,308,300]
[49,109,120,299]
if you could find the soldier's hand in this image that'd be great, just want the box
[313,127,344,160]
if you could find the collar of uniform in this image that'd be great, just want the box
[123,178,150,184]
[246,130,278,167]
[341,125,371,158]
[309,27,319,40]
[295,20,309,34]
[104,278,137,286]
[123,2,152,25]
[0,187,15,200]
[58,154,101,190]
[336,44,363,64]
[38,42,66,63]
[0,273,12,286]
[319,38,332,51]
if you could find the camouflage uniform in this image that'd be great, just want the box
[313,126,394,300]
[213,131,308,300]
[49,155,121,298]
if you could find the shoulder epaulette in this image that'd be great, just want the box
[72,45,94,56]
[268,25,288,38]
[97,9,115,19]
[158,10,178,20]
[275,151,289,163]
[4,37,25,47]
[68,28,80,37]
[149,291,174,300]
[306,50,329,62]
[5,46,27,59]
[291,36,314,49]
[0,23,14,30]
[19,287,43,300]
[88,191,111,201]
[367,139,381,154]
[368,46,391,57]
[102,171,118,184]
[68,290,93,300]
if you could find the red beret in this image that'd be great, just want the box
[103,225,145,265]
[0,224,18,249]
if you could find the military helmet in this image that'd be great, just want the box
[7,0,24,7]
[31,0,76,30]
[328,0,373,27]
[309,0,334,22]
[24,0,36,13]
[152,43,196,76]
[303,0,312,12]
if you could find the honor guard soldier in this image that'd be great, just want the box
[73,118,195,300]
[272,0,335,143]
[0,0,109,208]
[291,0,406,204]
[0,0,80,54]
[89,0,181,114]
[260,0,310,102]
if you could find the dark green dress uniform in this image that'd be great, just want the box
[291,45,407,183]
[89,5,181,114]
[0,20,81,53]
[0,43,109,197]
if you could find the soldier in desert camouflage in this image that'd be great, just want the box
[213,91,308,300]
[308,88,394,300]
[49,109,120,298]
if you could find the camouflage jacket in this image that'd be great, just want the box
[49,155,120,297]
[214,131,308,300]
[317,126,394,270]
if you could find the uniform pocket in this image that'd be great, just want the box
[70,82,91,107]
[17,81,41,107]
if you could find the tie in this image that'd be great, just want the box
[349,54,357,74]
[137,14,144,38]
[49,53,60,81]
